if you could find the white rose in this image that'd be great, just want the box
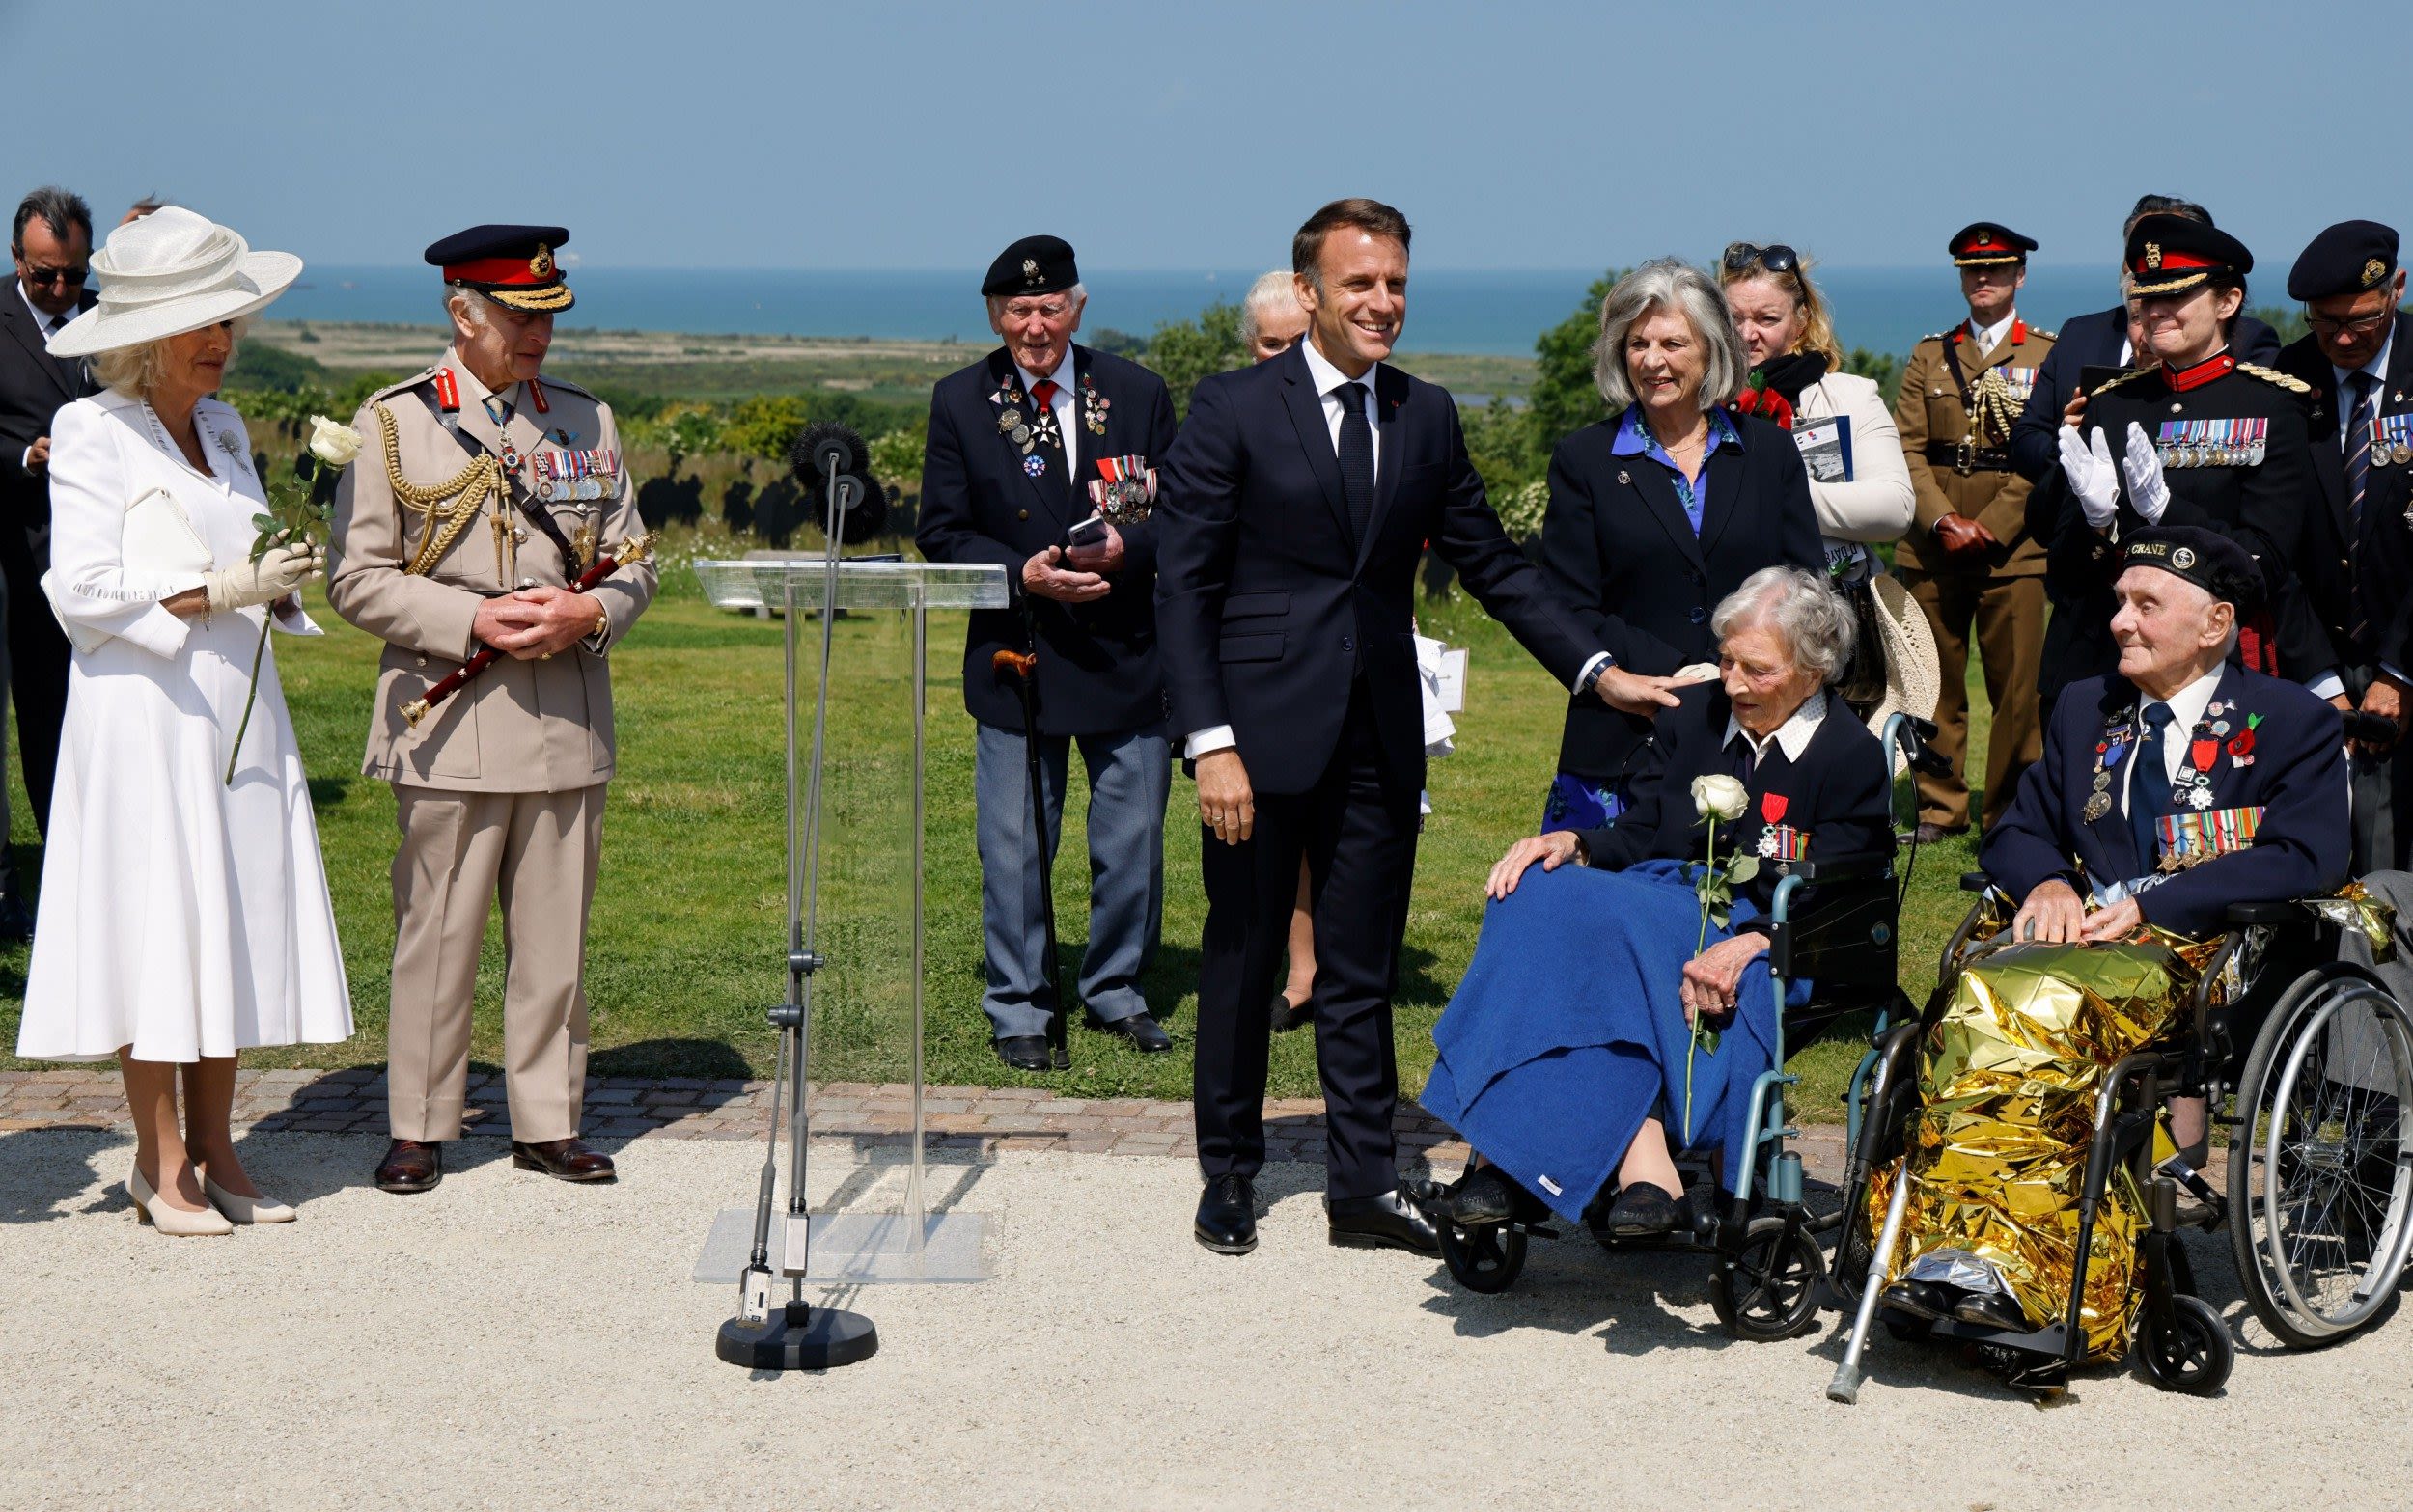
[307,414,364,468]
[1691,773,1749,823]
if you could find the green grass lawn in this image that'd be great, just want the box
[0,559,2004,1119]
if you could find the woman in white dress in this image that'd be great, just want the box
[16,207,351,1235]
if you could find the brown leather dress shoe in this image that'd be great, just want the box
[375,1139,442,1194]
[511,1137,616,1182]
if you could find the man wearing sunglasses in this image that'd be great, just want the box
[0,185,98,935]
[2276,220,2413,869]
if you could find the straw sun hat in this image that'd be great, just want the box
[45,206,300,359]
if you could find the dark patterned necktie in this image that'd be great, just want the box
[1335,380,1373,544]
[2129,702,2176,873]
[2345,371,2376,526]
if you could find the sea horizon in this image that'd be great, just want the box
[265,264,2133,361]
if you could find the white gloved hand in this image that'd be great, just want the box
[205,540,322,614]
[2121,422,2170,523]
[2058,425,2122,529]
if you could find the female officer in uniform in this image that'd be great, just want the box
[2051,215,2331,689]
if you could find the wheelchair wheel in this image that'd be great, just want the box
[2137,1294,2233,1396]
[1437,1219,1528,1295]
[2228,965,2413,1348]
[1709,1216,1826,1341]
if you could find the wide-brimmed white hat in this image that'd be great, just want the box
[46,206,301,359]
[1863,571,1943,770]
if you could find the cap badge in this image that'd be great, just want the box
[530,244,556,279]
[1022,257,1040,285]
[2367,259,2389,287]
[2172,546,2197,569]
[2144,243,2163,271]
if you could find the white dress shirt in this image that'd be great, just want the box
[1723,688,1828,766]
[1014,350,1079,484]
[19,279,71,471]
[1182,334,1609,758]
[1966,310,2016,355]
[2120,667,2222,818]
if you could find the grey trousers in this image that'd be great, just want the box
[973,721,1168,1038]
[2343,666,2413,873]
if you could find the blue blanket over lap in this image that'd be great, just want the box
[1419,860,1807,1223]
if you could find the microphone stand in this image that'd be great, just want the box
[717,453,879,1371]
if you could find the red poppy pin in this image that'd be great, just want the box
[1761,791,1789,823]
[2229,712,2261,765]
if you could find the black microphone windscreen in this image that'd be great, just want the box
[790,421,871,484]
[830,474,889,544]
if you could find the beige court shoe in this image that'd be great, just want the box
[128,1167,235,1237]
[203,1174,295,1225]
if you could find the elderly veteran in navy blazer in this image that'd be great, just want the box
[917,235,1179,1071]
[2275,220,2413,871]
[1157,198,1604,1257]
[1537,259,1824,829]
[1426,566,1892,1239]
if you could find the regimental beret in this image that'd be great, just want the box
[2121,526,2261,612]
[2125,214,2251,298]
[425,224,574,312]
[1949,222,2037,266]
[2287,219,2399,302]
[983,234,1079,298]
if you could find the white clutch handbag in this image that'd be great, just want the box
[44,486,217,653]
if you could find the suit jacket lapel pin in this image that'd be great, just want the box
[1023,454,1046,478]
[1618,470,1631,485]
[1081,372,1110,436]
[2227,712,2260,766]
[2083,705,2136,823]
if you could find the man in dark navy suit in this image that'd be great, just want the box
[917,236,1179,1071]
[1986,526,2347,946]
[2274,220,2413,870]
[1157,199,1624,1256]
[2009,197,2278,727]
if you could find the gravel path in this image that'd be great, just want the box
[2,1129,2405,1510]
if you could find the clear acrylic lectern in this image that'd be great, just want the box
[692,557,1007,1287]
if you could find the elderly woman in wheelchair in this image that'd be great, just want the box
[1423,565,1895,1271]
[1830,526,2413,1400]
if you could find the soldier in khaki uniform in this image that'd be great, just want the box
[327,225,656,1194]
[1893,223,2056,840]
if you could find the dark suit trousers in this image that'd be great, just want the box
[0,524,65,838]
[1195,680,1419,1199]
[2343,664,2413,872]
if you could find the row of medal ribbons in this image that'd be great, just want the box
[2153,417,2266,469]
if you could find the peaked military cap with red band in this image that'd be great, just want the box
[1948,221,2037,267]
[425,223,575,313]
[2125,213,2252,298]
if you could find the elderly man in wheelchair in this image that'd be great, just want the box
[1421,566,1908,1325]
[1831,524,2413,1400]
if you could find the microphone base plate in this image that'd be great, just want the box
[716,1300,878,1371]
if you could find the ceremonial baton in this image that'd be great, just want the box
[991,643,1069,1069]
[402,533,655,728]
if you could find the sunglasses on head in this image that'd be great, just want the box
[1723,242,1800,275]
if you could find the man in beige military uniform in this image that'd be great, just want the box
[1893,222,2056,841]
[327,224,656,1193]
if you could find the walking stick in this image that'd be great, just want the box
[992,636,1069,1070]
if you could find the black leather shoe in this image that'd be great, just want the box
[1196,1173,1258,1254]
[993,1035,1053,1071]
[1879,1278,1953,1322]
[1911,822,1968,846]
[1952,1289,2031,1332]
[374,1139,442,1194]
[511,1137,616,1182]
[1086,1011,1173,1054]
[1602,1181,1688,1238]
[1270,991,1313,1034]
[1326,1189,1440,1253]
[0,889,31,944]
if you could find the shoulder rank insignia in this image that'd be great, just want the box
[2235,362,2313,395]
[2089,367,2155,398]
[2031,327,2058,341]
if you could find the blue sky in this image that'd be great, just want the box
[11,1,2387,274]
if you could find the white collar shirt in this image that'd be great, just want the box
[2330,332,2394,446]
[1300,333,1381,479]
[1014,349,1079,482]
[2121,666,2224,816]
[18,278,70,341]
[1724,688,1829,768]
[1967,310,2016,357]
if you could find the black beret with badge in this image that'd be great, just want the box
[2125,214,2253,297]
[425,223,575,312]
[1949,222,2037,266]
[983,234,1079,298]
[2287,219,2399,302]
[2121,526,2262,613]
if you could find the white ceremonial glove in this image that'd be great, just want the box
[2121,422,2170,524]
[2058,425,2121,529]
[205,540,322,614]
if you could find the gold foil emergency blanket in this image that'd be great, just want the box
[1875,928,2220,1360]
[2304,881,2399,963]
